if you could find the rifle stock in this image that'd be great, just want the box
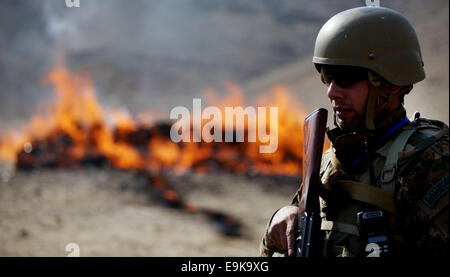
[296,108,328,257]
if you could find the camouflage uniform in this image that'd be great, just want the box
[260,106,449,257]
[260,6,449,257]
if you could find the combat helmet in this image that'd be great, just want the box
[313,6,425,129]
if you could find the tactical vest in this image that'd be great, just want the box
[318,117,448,257]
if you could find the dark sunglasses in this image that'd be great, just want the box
[320,65,368,88]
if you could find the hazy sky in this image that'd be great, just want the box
[0,0,447,126]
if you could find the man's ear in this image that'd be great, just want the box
[385,85,402,95]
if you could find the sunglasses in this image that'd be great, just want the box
[320,65,368,88]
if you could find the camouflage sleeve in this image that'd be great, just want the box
[396,130,449,256]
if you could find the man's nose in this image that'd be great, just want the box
[327,81,345,101]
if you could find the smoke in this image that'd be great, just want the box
[0,0,354,125]
[0,0,447,128]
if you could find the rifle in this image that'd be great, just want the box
[296,108,328,257]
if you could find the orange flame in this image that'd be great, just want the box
[0,63,318,177]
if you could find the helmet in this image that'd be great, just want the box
[313,6,425,86]
[313,6,425,130]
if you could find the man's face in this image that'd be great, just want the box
[326,79,369,131]
[320,65,369,131]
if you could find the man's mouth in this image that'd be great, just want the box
[333,106,354,119]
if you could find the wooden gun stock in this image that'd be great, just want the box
[296,108,328,257]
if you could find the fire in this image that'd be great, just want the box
[93,125,145,170]
[0,63,312,177]
[0,63,321,237]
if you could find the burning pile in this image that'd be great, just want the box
[0,64,308,236]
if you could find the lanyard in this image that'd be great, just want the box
[351,117,410,169]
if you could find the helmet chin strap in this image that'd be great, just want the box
[365,71,412,130]
[365,72,383,130]
[333,71,413,131]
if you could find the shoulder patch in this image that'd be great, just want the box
[423,175,449,208]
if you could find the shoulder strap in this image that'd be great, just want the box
[327,180,399,216]
[380,123,445,194]
[380,128,417,193]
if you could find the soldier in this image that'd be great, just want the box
[260,6,449,257]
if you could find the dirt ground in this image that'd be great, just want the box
[0,167,297,257]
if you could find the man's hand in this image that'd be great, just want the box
[267,205,298,256]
